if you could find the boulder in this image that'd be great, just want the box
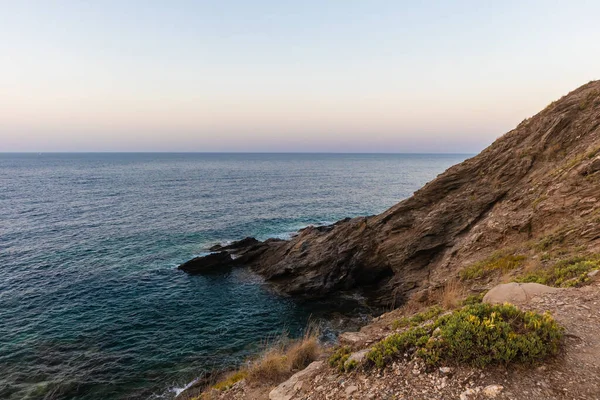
[347,349,369,364]
[178,251,233,274]
[483,282,559,305]
[339,331,368,346]
[482,384,504,398]
[269,361,323,400]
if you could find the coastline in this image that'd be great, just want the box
[174,81,600,400]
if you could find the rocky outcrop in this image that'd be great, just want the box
[181,81,600,306]
[178,238,288,273]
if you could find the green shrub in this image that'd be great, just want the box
[366,303,562,369]
[460,253,526,280]
[517,256,600,287]
[344,359,358,371]
[328,346,352,372]
[462,292,486,305]
[391,306,444,330]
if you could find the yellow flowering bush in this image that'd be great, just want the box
[366,303,562,369]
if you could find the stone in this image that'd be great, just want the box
[339,332,367,345]
[483,384,504,398]
[439,367,453,374]
[483,283,559,305]
[345,385,358,396]
[347,349,369,364]
[269,361,323,400]
[586,156,600,175]
[460,387,480,400]
[587,270,599,278]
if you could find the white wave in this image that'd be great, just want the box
[171,377,198,396]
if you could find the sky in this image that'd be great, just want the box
[1,1,599,153]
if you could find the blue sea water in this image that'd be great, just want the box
[0,153,468,400]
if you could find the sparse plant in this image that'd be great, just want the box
[440,279,463,309]
[211,370,248,391]
[391,305,444,330]
[462,292,486,305]
[460,252,526,280]
[328,346,352,372]
[517,256,600,287]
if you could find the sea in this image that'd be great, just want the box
[0,153,469,400]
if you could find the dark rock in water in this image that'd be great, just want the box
[208,237,261,252]
[221,236,261,251]
[180,237,287,275]
[178,251,233,274]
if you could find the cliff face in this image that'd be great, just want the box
[182,81,600,306]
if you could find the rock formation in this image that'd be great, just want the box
[180,80,600,307]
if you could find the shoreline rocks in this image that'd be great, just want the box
[177,251,233,274]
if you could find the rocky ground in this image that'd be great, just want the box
[202,278,600,400]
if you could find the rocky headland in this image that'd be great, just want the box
[181,80,600,308]
[178,80,600,399]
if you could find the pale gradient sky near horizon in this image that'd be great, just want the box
[1,1,599,153]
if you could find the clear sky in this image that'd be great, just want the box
[1,1,599,153]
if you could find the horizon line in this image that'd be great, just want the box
[0,151,476,155]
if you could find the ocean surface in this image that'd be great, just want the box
[0,153,468,400]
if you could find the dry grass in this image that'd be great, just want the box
[440,279,463,309]
[286,334,320,370]
[203,323,321,396]
[243,327,321,386]
[246,348,290,384]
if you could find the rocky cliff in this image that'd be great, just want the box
[181,80,600,307]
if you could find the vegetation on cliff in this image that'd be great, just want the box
[365,303,562,369]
